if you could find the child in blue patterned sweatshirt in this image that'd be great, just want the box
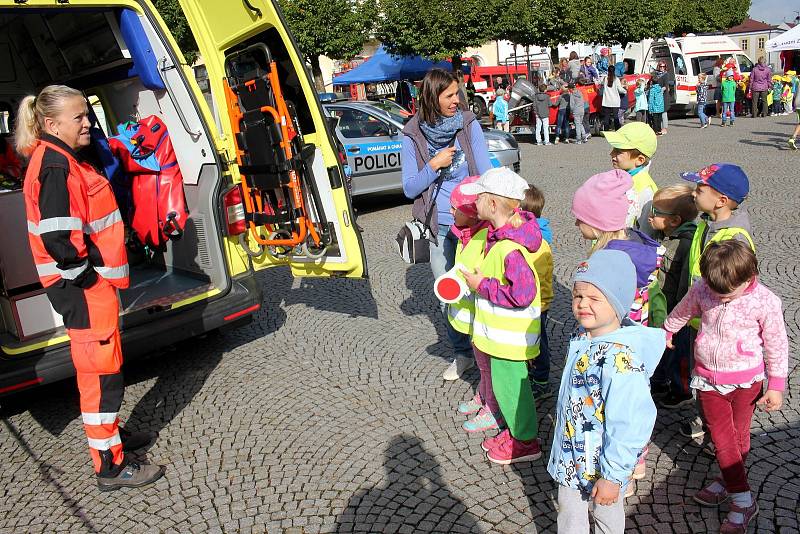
[549,250,666,533]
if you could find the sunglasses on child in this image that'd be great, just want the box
[650,205,675,217]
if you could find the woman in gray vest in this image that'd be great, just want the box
[401,67,492,380]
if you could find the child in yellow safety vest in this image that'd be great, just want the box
[602,122,659,238]
[447,176,498,433]
[459,168,544,465]
[521,186,555,401]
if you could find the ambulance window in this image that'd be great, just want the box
[329,109,390,139]
[86,94,110,136]
[737,54,754,73]
[673,54,687,75]
[692,56,721,76]
[0,44,16,82]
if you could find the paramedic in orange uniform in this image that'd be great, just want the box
[16,85,164,491]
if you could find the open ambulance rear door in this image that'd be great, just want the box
[178,0,366,278]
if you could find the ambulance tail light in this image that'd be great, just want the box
[223,185,247,236]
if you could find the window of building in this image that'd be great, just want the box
[757,37,765,49]
[740,38,749,51]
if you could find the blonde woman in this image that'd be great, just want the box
[17,85,164,491]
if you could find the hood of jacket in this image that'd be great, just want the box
[486,209,542,254]
[596,319,666,374]
[704,205,752,238]
[604,229,661,287]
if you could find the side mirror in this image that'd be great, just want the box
[388,125,399,136]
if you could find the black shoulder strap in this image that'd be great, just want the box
[422,130,461,232]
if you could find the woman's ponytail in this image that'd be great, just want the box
[15,95,38,157]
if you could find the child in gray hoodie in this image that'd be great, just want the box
[569,84,587,144]
[534,83,554,146]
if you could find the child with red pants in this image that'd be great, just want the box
[663,240,788,534]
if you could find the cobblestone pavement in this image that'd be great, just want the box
[1,115,799,534]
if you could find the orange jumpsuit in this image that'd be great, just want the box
[24,134,129,475]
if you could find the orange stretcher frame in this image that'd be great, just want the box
[223,62,321,249]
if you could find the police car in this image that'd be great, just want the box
[322,101,521,196]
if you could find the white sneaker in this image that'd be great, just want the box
[442,355,475,381]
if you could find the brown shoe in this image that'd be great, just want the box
[97,460,165,492]
[720,501,759,533]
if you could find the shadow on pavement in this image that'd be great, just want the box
[334,434,481,533]
[1,418,100,533]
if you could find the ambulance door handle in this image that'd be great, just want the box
[159,57,202,140]
[348,147,360,154]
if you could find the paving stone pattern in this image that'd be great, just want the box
[1,116,798,533]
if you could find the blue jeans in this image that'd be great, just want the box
[530,309,549,383]
[722,101,735,123]
[535,116,550,144]
[555,108,569,140]
[429,225,472,358]
[697,102,708,125]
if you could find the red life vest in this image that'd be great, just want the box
[24,138,129,289]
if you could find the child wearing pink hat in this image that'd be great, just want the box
[448,177,500,433]
[572,169,666,492]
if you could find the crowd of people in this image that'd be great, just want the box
[402,67,789,534]
[503,51,800,147]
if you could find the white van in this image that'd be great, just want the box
[0,0,366,395]
[623,36,755,112]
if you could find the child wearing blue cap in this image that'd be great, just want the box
[676,162,756,440]
[681,163,755,288]
[549,249,666,533]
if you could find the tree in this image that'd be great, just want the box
[153,0,199,65]
[278,0,377,91]
[671,1,750,36]
[375,0,497,73]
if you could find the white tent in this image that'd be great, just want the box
[766,24,800,52]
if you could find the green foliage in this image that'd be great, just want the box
[279,0,376,89]
[672,0,751,36]
[278,0,376,62]
[375,0,495,60]
[493,0,750,49]
[153,0,199,64]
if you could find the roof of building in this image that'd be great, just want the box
[726,18,778,33]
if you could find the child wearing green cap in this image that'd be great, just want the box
[603,122,659,238]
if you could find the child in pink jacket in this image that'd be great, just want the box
[663,240,788,534]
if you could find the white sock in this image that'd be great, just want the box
[707,480,726,494]
[728,491,753,523]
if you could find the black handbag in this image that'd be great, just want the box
[394,132,459,264]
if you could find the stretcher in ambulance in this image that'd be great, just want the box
[623,36,754,113]
[0,0,365,395]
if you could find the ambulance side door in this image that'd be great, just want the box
[325,106,401,196]
[177,0,366,277]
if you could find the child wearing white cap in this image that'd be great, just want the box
[459,168,545,464]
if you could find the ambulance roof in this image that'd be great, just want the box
[675,35,742,56]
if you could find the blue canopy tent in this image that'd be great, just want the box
[332,46,468,84]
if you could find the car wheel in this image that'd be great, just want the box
[472,97,487,119]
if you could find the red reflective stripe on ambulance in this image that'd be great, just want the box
[0,377,43,394]
[224,304,260,321]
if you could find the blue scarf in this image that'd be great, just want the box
[419,111,465,182]
[419,110,463,149]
